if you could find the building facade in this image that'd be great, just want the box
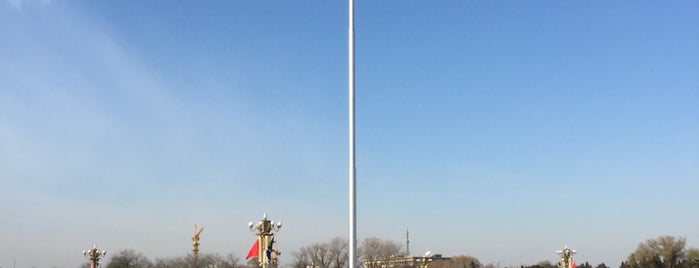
[362,255,450,268]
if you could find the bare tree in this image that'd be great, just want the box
[626,236,688,268]
[328,238,349,268]
[682,248,699,268]
[294,237,402,268]
[293,237,349,268]
[293,243,319,268]
[106,249,153,268]
[153,256,188,268]
[430,255,481,268]
[359,237,404,263]
[482,263,499,268]
[594,263,609,268]
[151,253,244,268]
[657,236,687,268]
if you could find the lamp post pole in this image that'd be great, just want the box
[83,245,106,268]
[556,246,577,268]
[192,225,204,266]
[248,213,282,268]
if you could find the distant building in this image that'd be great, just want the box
[362,254,450,268]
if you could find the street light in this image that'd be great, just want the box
[416,251,435,268]
[248,213,282,268]
[83,245,106,268]
[192,225,204,265]
[556,245,577,268]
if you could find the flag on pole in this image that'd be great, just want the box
[571,259,576,268]
[246,239,259,260]
[266,237,275,260]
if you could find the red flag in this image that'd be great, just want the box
[571,260,576,268]
[246,239,259,260]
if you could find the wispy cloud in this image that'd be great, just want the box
[2,0,53,10]
[0,2,172,182]
[0,4,199,267]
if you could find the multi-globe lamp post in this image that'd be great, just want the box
[556,245,577,268]
[83,245,106,268]
[248,213,282,268]
[414,251,436,268]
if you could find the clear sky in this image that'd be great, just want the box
[1,1,698,267]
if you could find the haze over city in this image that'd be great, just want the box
[1,1,697,267]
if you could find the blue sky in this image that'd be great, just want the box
[1,1,697,267]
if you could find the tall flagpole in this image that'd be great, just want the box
[348,0,357,268]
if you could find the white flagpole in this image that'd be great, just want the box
[348,0,357,268]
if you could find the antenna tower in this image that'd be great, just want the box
[406,229,410,256]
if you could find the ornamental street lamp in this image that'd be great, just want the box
[556,245,577,268]
[416,251,436,268]
[192,225,204,264]
[248,213,282,268]
[83,245,106,268]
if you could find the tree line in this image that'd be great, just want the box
[91,235,698,268]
